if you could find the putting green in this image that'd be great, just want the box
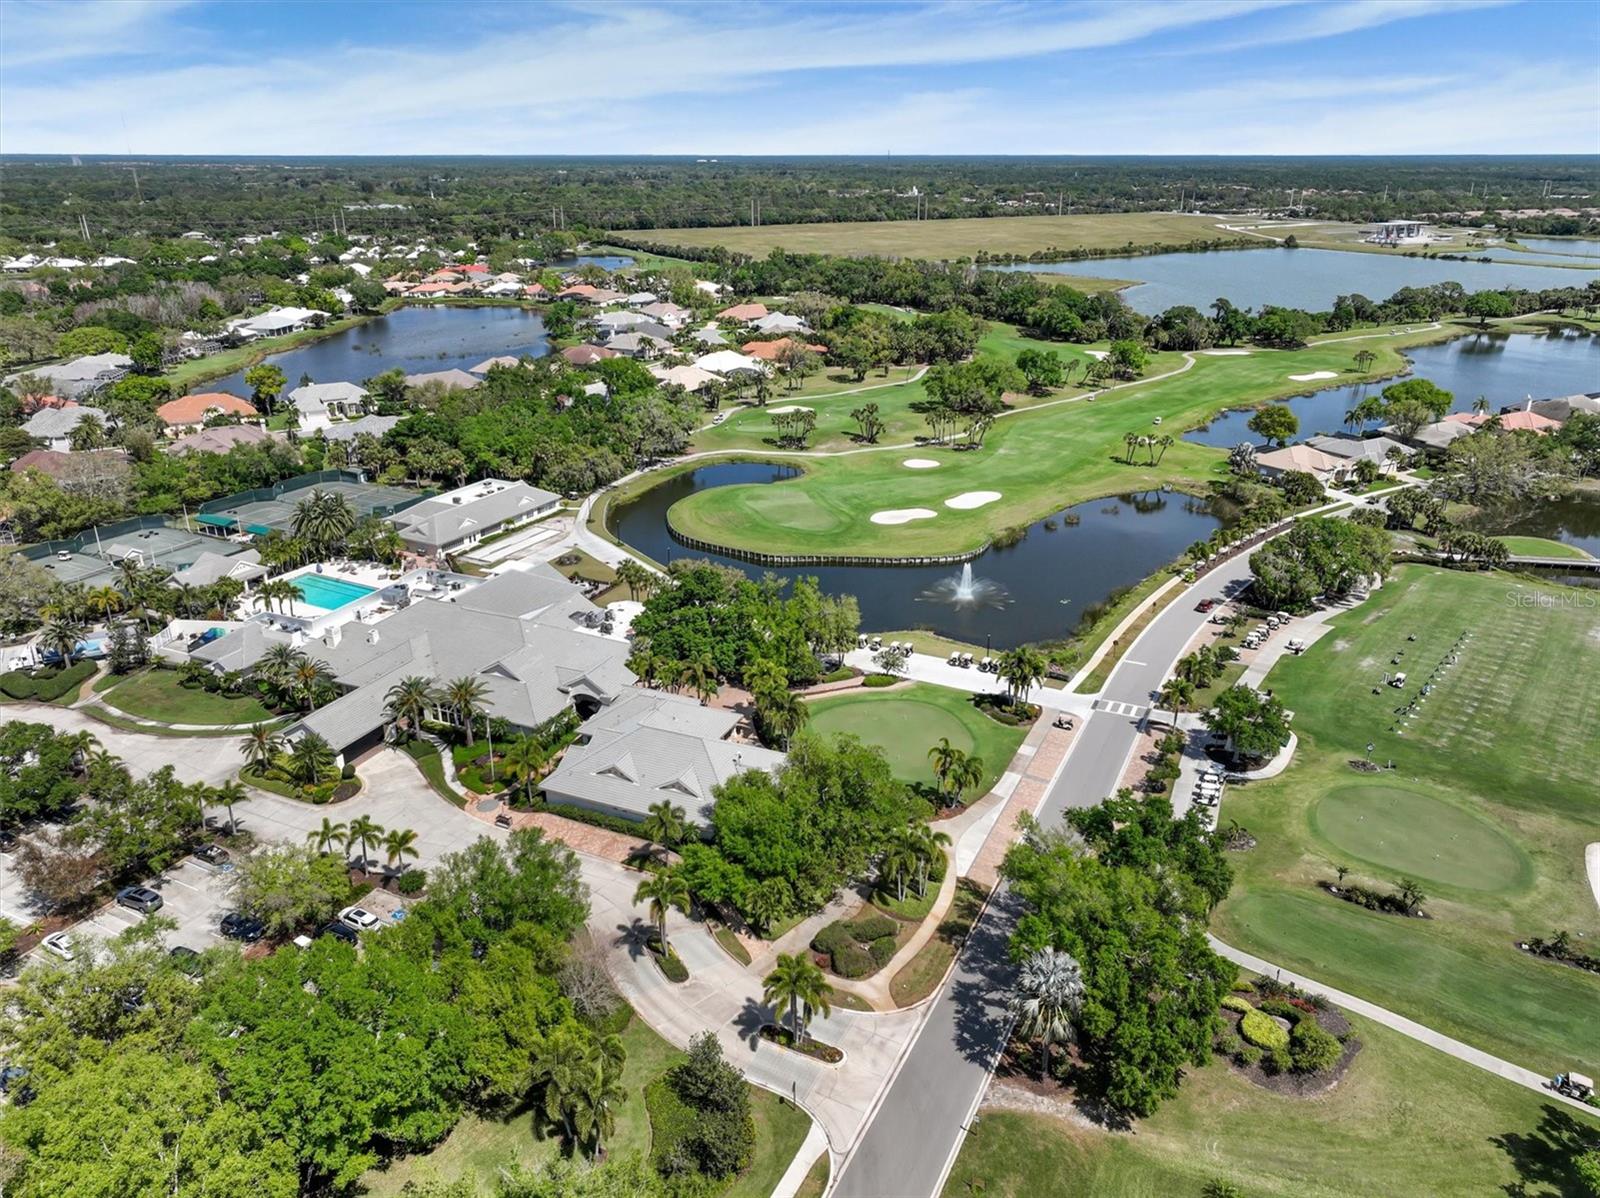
[806,682,1026,796]
[1310,784,1529,893]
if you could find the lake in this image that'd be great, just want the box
[548,254,635,271]
[210,304,550,397]
[1507,237,1600,261]
[995,247,1599,314]
[607,462,1226,648]
[1184,330,1600,448]
[1471,490,1600,557]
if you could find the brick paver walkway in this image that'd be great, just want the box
[965,721,1075,890]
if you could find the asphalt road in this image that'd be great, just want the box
[832,554,1258,1198]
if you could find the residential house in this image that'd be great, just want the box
[321,414,403,443]
[166,425,277,456]
[1253,443,1348,485]
[1303,434,1414,474]
[1400,420,1478,455]
[623,291,659,307]
[741,337,829,362]
[388,478,561,557]
[649,364,721,393]
[1444,409,1563,435]
[751,312,811,335]
[155,392,260,436]
[1528,392,1600,424]
[694,350,768,377]
[21,405,113,451]
[286,382,367,432]
[562,345,619,367]
[224,307,324,341]
[605,332,671,360]
[638,301,690,328]
[468,356,522,374]
[542,690,784,826]
[692,323,728,347]
[595,311,652,336]
[5,352,132,400]
[403,369,481,391]
[716,302,769,323]
[167,548,267,590]
[8,448,130,492]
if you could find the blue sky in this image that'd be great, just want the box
[2,0,1597,155]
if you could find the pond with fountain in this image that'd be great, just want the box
[606,462,1228,649]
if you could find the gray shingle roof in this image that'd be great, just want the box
[391,481,560,550]
[22,406,110,439]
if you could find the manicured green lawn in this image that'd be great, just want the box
[101,668,278,726]
[1211,565,1600,1076]
[363,1010,810,1196]
[942,1014,1600,1198]
[669,325,1452,558]
[690,325,1108,455]
[1495,535,1593,559]
[806,683,1027,796]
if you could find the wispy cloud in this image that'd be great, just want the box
[0,0,201,67]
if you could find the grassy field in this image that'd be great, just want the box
[1211,566,1600,1076]
[629,212,1241,260]
[1496,534,1593,559]
[889,879,988,1007]
[363,1009,811,1196]
[942,1014,1600,1198]
[806,682,1027,796]
[100,668,278,726]
[669,325,1451,559]
[690,325,1111,455]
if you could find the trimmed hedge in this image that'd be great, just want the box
[862,673,900,688]
[395,869,427,896]
[1239,1009,1289,1052]
[652,944,689,983]
[812,913,900,980]
[1221,994,1253,1014]
[533,798,645,839]
[0,661,97,702]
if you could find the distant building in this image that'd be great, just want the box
[166,425,276,456]
[1254,443,1348,485]
[387,478,561,557]
[20,405,113,451]
[155,392,260,435]
[402,369,480,391]
[286,382,367,431]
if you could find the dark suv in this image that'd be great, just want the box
[219,912,264,943]
[319,921,359,945]
[116,885,164,914]
[193,844,231,868]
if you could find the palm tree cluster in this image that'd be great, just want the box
[291,489,359,560]
[1175,643,1235,690]
[878,822,951,902]
[762,952,834,1047]
[255,643,334,711]
[628,651,720,706]
[1123,431,1176,466]
[995,646,1047,708]
[303,814,419,874]
[926,737,986,808]
[239,722,339,788]
[531,1024,625,1158]
[612,559,659,603]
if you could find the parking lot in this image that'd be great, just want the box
[9,854,238,963]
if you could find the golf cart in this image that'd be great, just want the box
[1551,1072,1594,1101]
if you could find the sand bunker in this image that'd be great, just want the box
[902,458,941,469]
[944,491,1002,510]
[1200,348,1252,356]
[766,405,814,414]
[1288,371,1338,381]
[871,508,938,525]
[1084,349,1109,360]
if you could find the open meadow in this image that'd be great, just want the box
[629,211,1240,260]
[1211,566,1600,1075]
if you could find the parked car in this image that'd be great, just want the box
[193,844,231,869]
[1195,598,1217,613]
[116,885,164,915]
[220,912,266,942]
[168,946,203,976]
[40,932,74,961]
[338,906,381,933]
[319,921,359,945]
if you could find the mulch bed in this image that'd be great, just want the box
[1219,1006,1362,1097]
[761,1024,843,1064]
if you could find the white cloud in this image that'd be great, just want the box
[0,0,201,67]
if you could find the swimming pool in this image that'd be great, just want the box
[291,574,378,612]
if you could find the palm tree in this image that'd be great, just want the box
[1397,877,1426,914]
[238,722,284,772]
[1010,947,1085,1080]
[1151,434,1175,465]
[381,827,420,874]
[307,817,348,855]
[880,826,921,902]
[1123,431,1140,464]
[345,814,385,872]
[41,616,87,666]
[1158,677,1196,725]
[86,585,122,621]
[569,1047,625,1159]
[292,657,330,711]
[909,824,952,897]
[757,687,807,749]
[762,952,833,1046]
[682,656,718,706]
[615,559,653,601]
[443,674,495,780]
[927,737,961,800]
[633,868,691,954]
[741,877,790,936]
[500,735,545,804]
[288,732,335,788]
[532,1024,599,1148]
[258,643,302,690]
[641,800,687,855]
[997,646,1047,706]
[384,675,439,737]
[209,779,249,835]
[946,753,985,807]
[292,490,358,559]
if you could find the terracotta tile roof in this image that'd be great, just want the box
[740,337,829,361]
[716,302,769,321]
[155,392,259,427]
[1444,410,1562,433]
[562,345,620,366]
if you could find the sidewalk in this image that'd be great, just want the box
[965,719,1076,890]
[838,649,1089,714]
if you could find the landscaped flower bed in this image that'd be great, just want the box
[760,1024,843,1064]
[1214,978,1359,1095]
[651,942,689,983]
[811,913,900,980]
